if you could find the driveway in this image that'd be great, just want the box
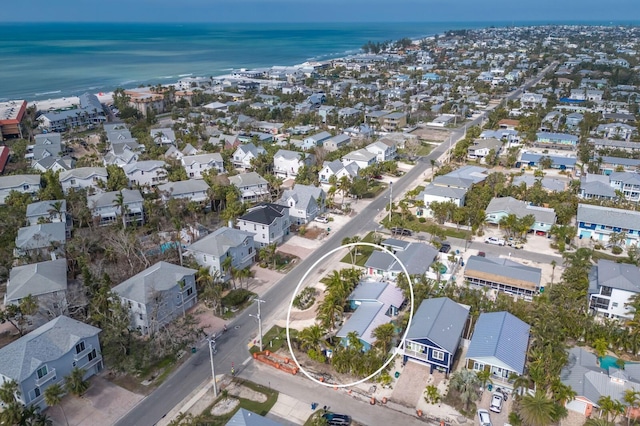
[477,389,511,426]
[46,375,143,426]
[391,360,431,407]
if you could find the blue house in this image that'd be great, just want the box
[465,312,530,390]
[577,203,640,246]
[402,297,469,374]
[535,132,578,149]
[519,152,577,170]
[336,281,404,352]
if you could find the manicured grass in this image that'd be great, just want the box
[248,325,294,355]
[197,379,279,425]
[305,410,328,426]
[592,250,628,263]
[380,217,471,241]
[362,182,387,198]
[339,231,378,266]
[416,144,433,156]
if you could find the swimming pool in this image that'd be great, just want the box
[600,355,620,370]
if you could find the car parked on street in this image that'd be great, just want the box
[391,227,412,236]
[478,409,493,426]
[484,237,505,246]
[490,392,504,413]
[439,242,451,253]
[322,412,352,425]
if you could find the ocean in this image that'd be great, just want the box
[0,21,629,102]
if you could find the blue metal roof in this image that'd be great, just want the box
[405,297,469,354]
[466,311,530,375]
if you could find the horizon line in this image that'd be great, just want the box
[0,19,637,24]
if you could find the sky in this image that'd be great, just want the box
[2,0,640,23]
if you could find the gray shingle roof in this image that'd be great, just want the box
[112,261,197,304]
[364,243,439,276]
[277,184,324,212]
[419,184,467,199]
[26,200,67,218]
[486,196,556,225]
[157,179,210,197]
[580,180,616,198]
[0,174,40,190]
[122,160,167,174]
[6,258,68,303]
[87,189,143,209]
[0,316,101,382]
[229,172,268,188]
[464,256,542,291]
[466,311,530,375]
[15,222,66,250]
[181,153,223,167]
[577,203,640,230]
[592,259,640,293]
[406,297,470,354]
[187,227,254,257]
[227,408,283,426]
[513,175,566,192]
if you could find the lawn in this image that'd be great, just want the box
[193,379,279,425]
[248,325,294,355]
[362,182,387,198]
[339,231,378,266]
[416,143,433,156]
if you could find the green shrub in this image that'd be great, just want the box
[293,287,317,310]
[222,289,253,307]
[307,349,327,363]
[612,246,623,255]
[419,217,427,223]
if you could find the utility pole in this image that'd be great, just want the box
[250,299,266,352]
[388,181,393,224]
[206,334,218,397]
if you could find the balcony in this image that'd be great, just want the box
[404,348,429,362]
[35,368,57,387]
[74,344,93,361]
[79,355,103,372]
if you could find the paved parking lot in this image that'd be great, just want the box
[477,389,511,426]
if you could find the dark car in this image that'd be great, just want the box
[439,242,451,253]
[391,227,412,236]
[322,412,352,426]
[478,251,486,257]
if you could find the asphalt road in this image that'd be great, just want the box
[116,64,557,426]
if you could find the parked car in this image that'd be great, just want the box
[391,227,412,236]
[507,239,524,249]
[439,242,452,253]
[478,251,486,257]
[315,216,329,224]
[490,392,504,413]
[322,412,352,426]
[477,409,493,426]
[484,237,505,246]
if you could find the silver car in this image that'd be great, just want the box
[478,409,493,426]
[490,392,504,413]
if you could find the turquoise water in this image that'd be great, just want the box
[1,21,636,101]
[600,355,638,370]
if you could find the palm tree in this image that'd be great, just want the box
[298,324,325,352]
[449,369,481,411]
[337,176,351,208]
[518,390,556,426]
[114,190,129,228]
[623,389,640,426]
[0,379,18,404]
[44,382,68,426]
[476,369,493,390]
[371,323,395,354]
[64,367,89,396]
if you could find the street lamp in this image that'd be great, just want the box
[206,334,218,397]
[250,298,266,352]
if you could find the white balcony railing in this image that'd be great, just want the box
[74,344,93,361]
[35,368,56,386]
[404,349,429,362]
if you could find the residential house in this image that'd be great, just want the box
[402,297,470,373]
[365,140,397,162]
[588,259,640,320]
[319,159,360,184]
[336,281,404,351]
[381,112,407,131]
[591,139,640,155]
[519,151,577,170]
[232,143,266,170]
[28,133,63,162]
[273,149,312,179]
[579,174,617,201]
[520,92,547,109]
[150,128,177,145]
[229,172,270,203]
[227,408,284,426]
[59,167,107,194]
[0,316,103,410]
[465,311,531,389]
[341,148,377,169]
[464,255,543,300]
[32,157,74,174]
[597,123,636,140]
[485,196,556,235]
[26,200,71,237]
[87,189,144,227]
[186,227,255,281]
[122,160,168,188]
[181,153,225,179]
[112,262,198,335]
[14,222,66,259]
[277,184,325,225]
[419,166,489,217]
[535,132,579,150]
[599,156,640,174]
[364,242,439,281]
[512,175,566,193]
[577,203,640,246]
[37,93,106,132]
[608,171,640,203]
[302,131,332,148]
[323,134,351,152]
[560,347,640,416]
[467,138,502,162]
[0,174,41,205]
[5,259,68,314]
[237,203,290,247]
[103,140,141,166]
[157,179,210,204]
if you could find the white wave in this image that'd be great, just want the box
[35,90,62,96]
[178,73,193,77]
